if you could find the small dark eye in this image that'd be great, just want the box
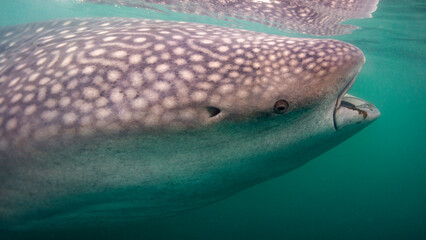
[274,99,289,114]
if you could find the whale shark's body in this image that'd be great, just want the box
[0,18,379,229]
[82,0,379,35]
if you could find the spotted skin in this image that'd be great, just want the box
[0,18,364,148]
[0,18,379,229]
[82,0,379,35]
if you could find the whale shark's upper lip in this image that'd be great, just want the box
[333,72,358,129]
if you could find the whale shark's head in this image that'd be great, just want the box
[0,18,379,229]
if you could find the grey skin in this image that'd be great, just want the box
[83,0,380,35]
[0,18,379,230]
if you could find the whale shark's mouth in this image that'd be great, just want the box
[333,74,380,130]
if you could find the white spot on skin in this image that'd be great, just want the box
[118,110,132,121]
[83,87,100,99]
[108,70,121,82]
[163,97,176,108]
[179,70,194,81]
[110,89,124,103]
[153,81,170,91]
[156,64,170,73]
[67,68,79,77]
[24,105,37,115]
[66,46,78,53]
[307,63,316,70]
[10,94,23,103]
[172,35,183,40]
[80,102,93,113]
[208,74,221,82]
[132,98,148,109]
[161,52,171,60]
[23,93,35,103]
[192,65,206,73]
[51,83,63,94]
[237,90,249,98]
[96,108,111,119]
[218,84,234,94]
[208,61,222,68]
[39,77,51,85]
[146,56,158,64]
[217,46,229,52]
[298,53,307,59]
[144,90,159,102]
[96,97,108,107]
[59,97,71,107]
[175,59,187,66]
[190,54,204,62]
[317,70,327,76]
[197,82,212,90]
[61,54,74,67]
[180,109,197,120]
[192,91,207,102]
[125,88,137,99]
[63,112,78,125]
[289,59,299,67]
[15,63,26,70]
[200,39,213,44]
[229,71,240,78]
[134,37,147,43]
[37,57,47,66]
[234,58,245,65]
[154,44,166,51]
[6,118,18,131]
[129,54,142,64]
[173,47,185,55]
[130,71,143,87]
[112,51,127,58]
[41,110,59,121]
[294,67,303,74]
[28,73,40,82]
[82,65,96,75]
[90,49,106,57]
[103,36,117,42]
[8,77,20,87]
[143,68,157,81]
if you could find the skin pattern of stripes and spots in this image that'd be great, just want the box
[81,0,380,35]
[0,18,379,229]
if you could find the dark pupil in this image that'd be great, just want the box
[274,99,289,114]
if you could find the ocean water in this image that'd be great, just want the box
[0,0,425,239]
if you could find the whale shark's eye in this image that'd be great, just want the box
[274,99,289,114]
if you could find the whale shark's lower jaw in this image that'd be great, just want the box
[334,94,380,130]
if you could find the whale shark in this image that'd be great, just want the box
[81,0,380,35]
[0,18,379,229]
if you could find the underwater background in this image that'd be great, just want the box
[0,0,425,239]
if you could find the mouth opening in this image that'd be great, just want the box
[333,72,358,130]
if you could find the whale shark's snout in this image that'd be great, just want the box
[323,45,380,130]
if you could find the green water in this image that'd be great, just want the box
[0,0,425,239]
